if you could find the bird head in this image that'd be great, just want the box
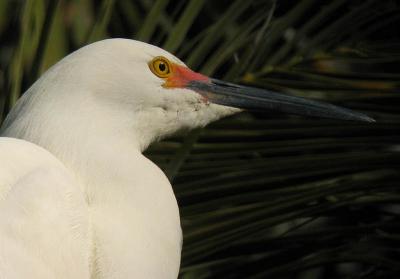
[2,39,374,152]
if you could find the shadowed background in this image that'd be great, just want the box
[0,0,399,278]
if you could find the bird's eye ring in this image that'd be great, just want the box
[149,56,172,78]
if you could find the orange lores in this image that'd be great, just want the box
[164,64,209,88]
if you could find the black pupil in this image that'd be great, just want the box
[158,62,166,72]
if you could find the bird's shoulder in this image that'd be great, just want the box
[0,137,90,279]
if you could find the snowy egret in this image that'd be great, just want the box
[0,39,373,278]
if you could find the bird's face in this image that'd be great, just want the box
[107,40,373,124]
[75,39,241,148]
[59,39,373,149]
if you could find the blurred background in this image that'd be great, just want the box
[1,0,400,278]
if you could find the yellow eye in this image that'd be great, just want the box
[149,56,172,78]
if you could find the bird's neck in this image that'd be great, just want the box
[1,87,162,193]
[1,90,183,278]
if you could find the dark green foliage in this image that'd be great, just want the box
[0,1,399,278]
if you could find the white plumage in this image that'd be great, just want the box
[0,39,372,278]
[0,39,234,278]
[0,138,89,279]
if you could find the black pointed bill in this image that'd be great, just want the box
[187,78,375,122]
